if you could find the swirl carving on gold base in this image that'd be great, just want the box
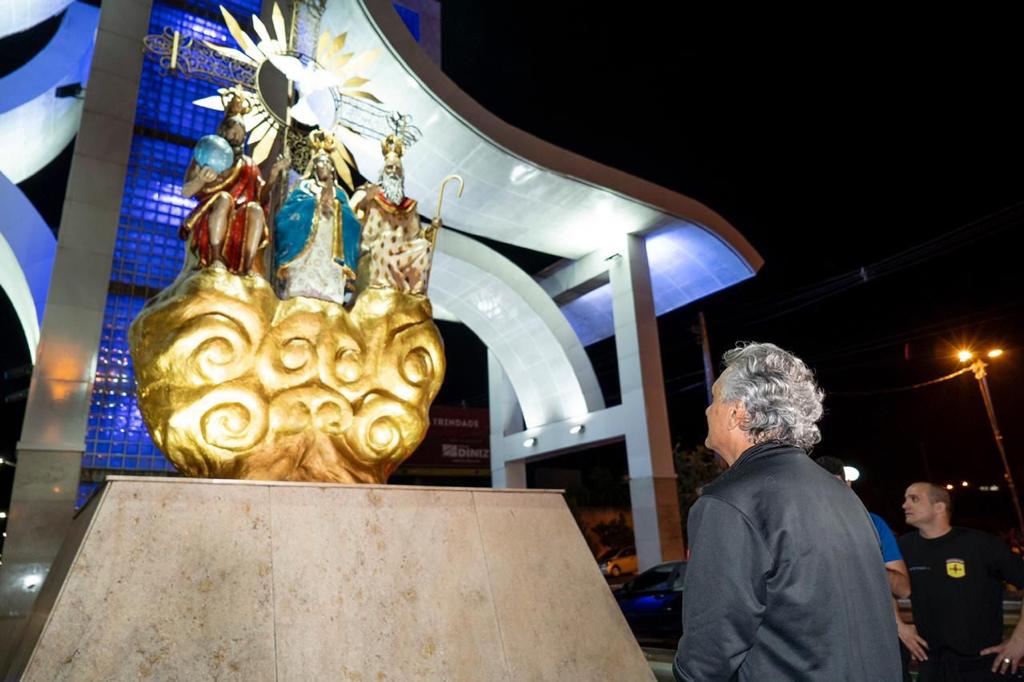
[129,268,445,483]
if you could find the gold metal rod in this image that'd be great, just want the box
[170,30,180,70]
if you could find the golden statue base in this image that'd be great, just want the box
[128,268,445,483]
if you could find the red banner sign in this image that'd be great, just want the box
[404,406,490,468]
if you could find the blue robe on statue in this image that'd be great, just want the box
[273,180,362,300]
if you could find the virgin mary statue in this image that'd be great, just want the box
[273,131,361,304]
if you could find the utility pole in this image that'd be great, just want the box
[698,311,715,405]
[960,349,1022,536]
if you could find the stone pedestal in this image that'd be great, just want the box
[6,476,653,680]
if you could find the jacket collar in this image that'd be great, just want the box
[711,441,805,487]
[734,441,803,468]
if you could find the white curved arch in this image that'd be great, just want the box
[431,230,604,428]
[0,2,99,182]
[0,172,57,362]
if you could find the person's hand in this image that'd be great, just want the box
[198,166,218,183]
[318,188,334,217]
[897,621,928,662]
[982,636,1024,674]
[422,219,439,242]
[271,154,290,178]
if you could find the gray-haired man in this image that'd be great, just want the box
[673,342,900,681]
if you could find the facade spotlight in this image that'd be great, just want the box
[569,424,585,435]
[523,438,536,447]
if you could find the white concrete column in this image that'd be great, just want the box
[609,234,684,570]
[491,459,526,490]
[487,350,526,488]
[0,0,150,669]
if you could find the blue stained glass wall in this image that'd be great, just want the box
[81,0,262,497]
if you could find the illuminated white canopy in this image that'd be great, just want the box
[309,0,764,427]
[329,1,759,261]
[324,1,762,340]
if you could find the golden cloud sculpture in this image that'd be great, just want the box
[129,268,445,483]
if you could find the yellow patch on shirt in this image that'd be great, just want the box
[946,558,966,578]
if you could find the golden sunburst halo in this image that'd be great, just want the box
[194,3,381,167]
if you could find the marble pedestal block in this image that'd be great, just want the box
[6,476,653,681]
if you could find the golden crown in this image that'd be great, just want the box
[310,129,338,155]
[381,134,404,160]
[220,88,252,118]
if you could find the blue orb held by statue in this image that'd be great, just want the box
[193,135,235,174]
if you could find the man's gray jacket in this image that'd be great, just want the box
[673,442,901,681]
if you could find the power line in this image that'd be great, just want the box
[666,380,707,398]
[809,301,1023,365]
[829,366,973,397]
[577,202,1024,372]
[716,200,1024,326]
[656,301,1023,395]
[520,201,1024,406]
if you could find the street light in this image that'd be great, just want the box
[958,348,1022,534]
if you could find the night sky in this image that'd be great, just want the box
[438,5,1024,531]
[3,5,1023,534]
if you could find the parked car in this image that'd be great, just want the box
[599,546,638,577]
[614,561,686,647]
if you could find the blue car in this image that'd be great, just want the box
[614,561,686,647]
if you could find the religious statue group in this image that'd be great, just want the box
[129,28,452,487]
[177,91,440,305]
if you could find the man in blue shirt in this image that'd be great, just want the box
[873,512,906,568]
[815,457,910,597]
[816,457,915,679]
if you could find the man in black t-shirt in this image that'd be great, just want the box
[899,482,1024,680]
